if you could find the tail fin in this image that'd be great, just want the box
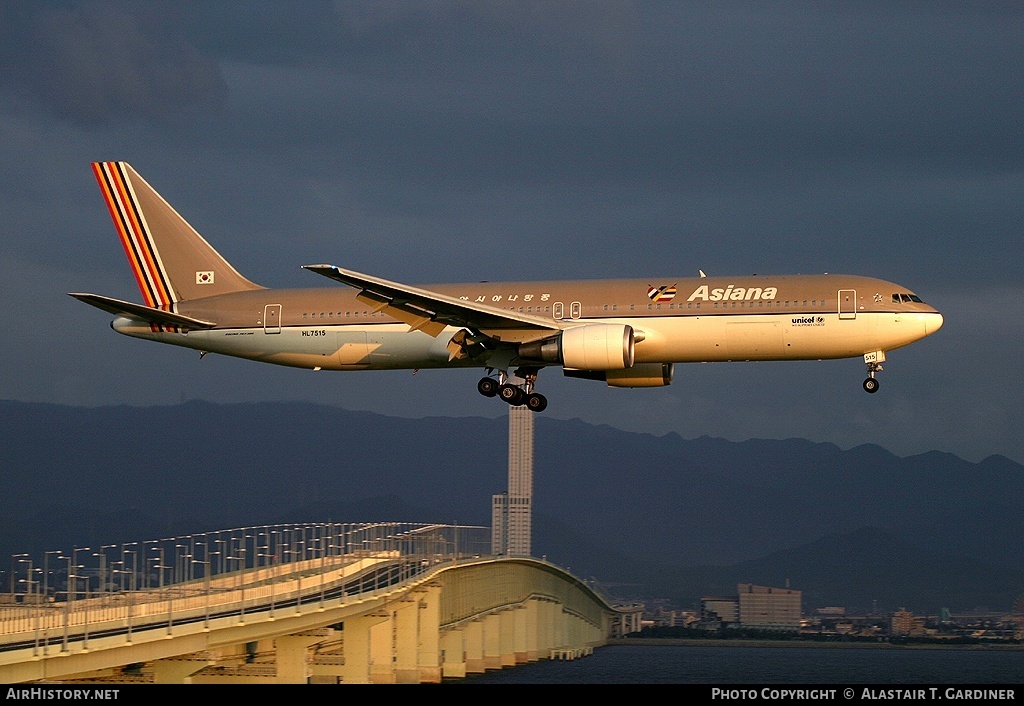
[92,162,263,305]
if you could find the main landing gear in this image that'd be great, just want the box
[477,368,548,412]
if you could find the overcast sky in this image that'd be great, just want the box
[1,1,1021,463]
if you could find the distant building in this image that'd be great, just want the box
[700,584,802,631]
[701,596,739,626]
[490,492,509,555]
[815,607,846,618]
[737,583,802,631]
[889,608,927,637]
[491,405,533,556]
[656,610,698,628]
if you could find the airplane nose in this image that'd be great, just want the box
[924,312,943,336]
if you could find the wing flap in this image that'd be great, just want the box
[69,293,217,330]
[303,264,561,337]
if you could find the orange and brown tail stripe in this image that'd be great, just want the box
[92,162,175,312]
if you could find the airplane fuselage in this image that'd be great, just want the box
[113,274,943,372]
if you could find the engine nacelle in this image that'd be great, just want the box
[564,363,674,387]
[605,363,674,387]
[519,324,635,370]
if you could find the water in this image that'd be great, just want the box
[455,644,1024,684]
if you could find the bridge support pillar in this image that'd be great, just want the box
[275,633,324,683]
[525,598,542,660]
[394,598,420,683]
[464,619,486,673]
[499,609,516,667]
[513,604,529,663]
[416,584,442,683]
[553,604,567,653]
[440,628,466,679]
[538,599,556,658]
[152,657,212,684]
[483,613,503,670]
[340,613,389,684]
[368,615,395,683]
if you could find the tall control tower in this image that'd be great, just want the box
[491,405,534,556]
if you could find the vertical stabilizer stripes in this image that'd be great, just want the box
[92,162,177,309]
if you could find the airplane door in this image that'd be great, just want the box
[553,302,564,320]
[264,304,282,333]
[570,301,582,319]
[838,290,856,320]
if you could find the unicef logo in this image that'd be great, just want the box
[791,316,826,327]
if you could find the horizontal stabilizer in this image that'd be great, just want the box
[69,293,217,330]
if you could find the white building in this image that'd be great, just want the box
[492,405,534,556]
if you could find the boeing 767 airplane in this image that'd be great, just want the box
[72,162,943,412]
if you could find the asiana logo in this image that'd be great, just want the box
[791,316,826,327]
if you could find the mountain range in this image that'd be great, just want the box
[1,399,1020,613]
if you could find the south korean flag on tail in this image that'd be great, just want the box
[196,271,215,285]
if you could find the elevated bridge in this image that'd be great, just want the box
[1,523,640,683]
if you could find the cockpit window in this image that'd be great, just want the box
[893,293,925,304]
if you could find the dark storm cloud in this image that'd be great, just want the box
[168,2,1024,185]
[136,1,1023,290]
[0,1,226,124]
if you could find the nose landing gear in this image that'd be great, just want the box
[863,374,880,393]
[863,351,885,393]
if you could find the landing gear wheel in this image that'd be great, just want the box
[863,378,880,394]
[499,384,525,406]
[477,377,499,397]
[525,393,548,413]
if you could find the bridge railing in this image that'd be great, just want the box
[1,522,489,651]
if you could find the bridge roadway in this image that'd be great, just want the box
[1,548,639,683]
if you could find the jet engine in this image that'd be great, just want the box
[518,324,635,370]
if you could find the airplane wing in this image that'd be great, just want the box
[69,293,218,330]
[302,264,562,338]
